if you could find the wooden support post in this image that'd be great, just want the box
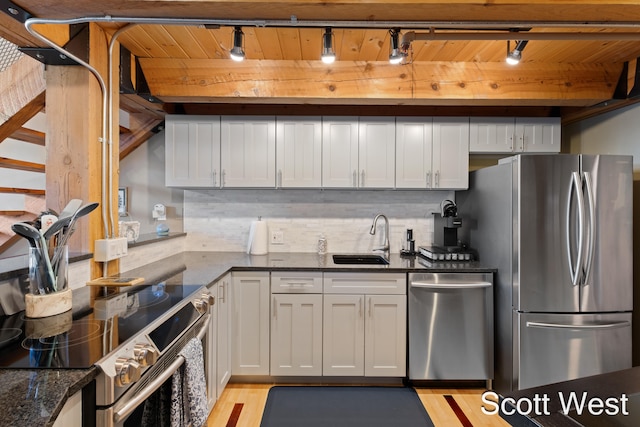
[45,22,120,279]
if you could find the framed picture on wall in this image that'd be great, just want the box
[118,187,127,216]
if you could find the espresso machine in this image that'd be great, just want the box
[418,200,475,262]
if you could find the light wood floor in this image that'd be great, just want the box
[207,383,512,427]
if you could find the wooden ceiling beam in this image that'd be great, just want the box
[139,58,621,107]
[119,115,163,159]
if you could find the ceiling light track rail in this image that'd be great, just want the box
[19,14,640,34]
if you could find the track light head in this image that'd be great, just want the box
[230,26,245,62]
[389,29,406,65]
[506,40,528,65]
[321,27,336,64]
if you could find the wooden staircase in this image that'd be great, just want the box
[0,38,165,255]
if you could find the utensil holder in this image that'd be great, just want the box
[25,288,72,318]
[25,245,71,318]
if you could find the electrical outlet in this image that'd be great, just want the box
[94,237,129,261]
[271,231,284,244]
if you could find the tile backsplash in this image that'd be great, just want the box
[184,189,454,253]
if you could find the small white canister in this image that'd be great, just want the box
[317,234,327,255]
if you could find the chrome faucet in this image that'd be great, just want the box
[369,214,390,253]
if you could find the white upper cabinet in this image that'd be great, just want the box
[396,117,469,189]
[433,117,470,189]
[322,117,359,188]
[469,117,560,153]
[165,115,220,187]
[358,117,396,188]
[515,117,561,152]
[220,116,276,188]
[276,117,322,188]
[395,117,433,189]
[322,117,395,188]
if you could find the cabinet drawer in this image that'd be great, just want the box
[323,273,406,295]
[271,271,323,293]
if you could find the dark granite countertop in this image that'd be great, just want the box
[116,251,496,289]
[500,367,640,427]
[0,368,97,427]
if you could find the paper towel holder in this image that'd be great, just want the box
[247,216,269,255]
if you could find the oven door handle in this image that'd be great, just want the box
[114,314,210,423]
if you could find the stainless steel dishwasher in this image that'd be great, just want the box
[408,272,493,384]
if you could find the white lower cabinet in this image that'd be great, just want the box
[216,273,231,397]
[322,273,407,377]
[232,272,270,375]
[270,293,323,376]
[52,390,82,427]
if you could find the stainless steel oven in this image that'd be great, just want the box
[94,285,214,427]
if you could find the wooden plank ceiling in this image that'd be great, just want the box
[2,1,640,118]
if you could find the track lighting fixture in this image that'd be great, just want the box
[230,26,245,62]
[321,27,336,64]
[506,40,528,65]
[389,29,406,64]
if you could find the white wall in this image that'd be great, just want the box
[565,103,640,174]
[119,131,184,236]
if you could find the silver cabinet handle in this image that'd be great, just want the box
[221,170,226,188]
[358,298,362,317]
[435,170,440,188]
[361,170,365,187]
[526,321,630,330]
[518,133,524,151]
[213,170,217,187]
[411,281,492,289]
[426,171,431,188]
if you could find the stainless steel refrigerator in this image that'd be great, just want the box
[457,154,633,393]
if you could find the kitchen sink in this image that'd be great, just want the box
[332,254,390,265]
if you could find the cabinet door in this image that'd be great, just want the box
[206,282,218,412]
[270,294,323,376]
[515,117,561,153]
[395,117,433,188]
[358,117,396,188]
[364,295,406,377]
[276,117,322,188]
[432,117,469,189]
[221,116,276,187]
[165,115,220,187]
[216,274,231,397]
[322,117,359,188]
[469,117,515,153]
[323,294,365,376]
[232,272,270,375]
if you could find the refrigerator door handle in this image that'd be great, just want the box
[566,171,585,286]
[526,320,630,330]
[582,171,596,285]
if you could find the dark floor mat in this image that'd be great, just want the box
[260,386,435,427]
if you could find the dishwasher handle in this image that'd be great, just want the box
[410,281,492,290]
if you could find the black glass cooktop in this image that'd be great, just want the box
[0,283,202,369]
